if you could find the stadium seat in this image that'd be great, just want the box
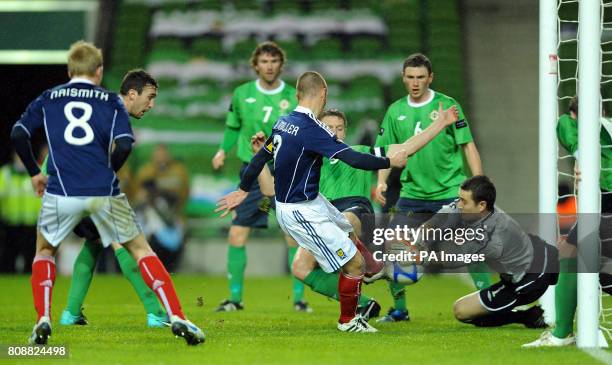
[350,36,384,58]
[307,0,341,13]
[232,0,262,11]
[192,0,224,10]
[275,40,307,61]
[309,37,344,59]
[148,38,191,63]
[231,38,260,59]
[270,0,303,14]
[192,37,225,59]
[349,76,383,98]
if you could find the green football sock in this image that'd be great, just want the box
[303,268,371,305]
[66,240,103,316]
[388,281,407,311]
[288,247,305,303]
[553,258,578,339]
[467,262,492,290]
[228,246,247,303]
[114,247,165,317]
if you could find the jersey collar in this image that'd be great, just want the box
[69,77,95,85]
[407,89,435,108]
[295,105,315,118]
[255,79,285,95]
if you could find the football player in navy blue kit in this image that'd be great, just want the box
[217,71,408,333]
[11,41,204,346]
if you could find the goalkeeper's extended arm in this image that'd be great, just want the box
[238,148,273,192]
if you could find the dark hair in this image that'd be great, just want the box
[569,95,578,115]
[460,175,496,211]
[120,69,158,96]
[250,41,286,68]
[319,108,347,127]
[403,53,432,75]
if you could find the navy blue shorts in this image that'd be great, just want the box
[390,197,456,228]
[232,163,275,228]
[73,217,101,241]
[330,196,374,220]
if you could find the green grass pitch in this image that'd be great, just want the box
[0,274,609,365]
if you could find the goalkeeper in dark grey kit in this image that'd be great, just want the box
[385,175,559,328]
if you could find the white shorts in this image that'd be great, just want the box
[38,192,141,247]
[275,194,356,273]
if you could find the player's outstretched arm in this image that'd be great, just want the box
[251,132,275,196]
[334,148,397,171]
[216,144,273,217]
[461,141,483,176]
[386,102,459,157]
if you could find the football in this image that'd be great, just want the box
[384,241,425,285]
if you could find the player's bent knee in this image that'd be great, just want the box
[453,299,476,322]
[343,250,365,276]
[123,234,153,260]
[291,260,310,281]
[229,226,250,247]
[453,301,468,322]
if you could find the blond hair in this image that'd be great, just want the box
[67,40,103,77]
[296,71,326,100]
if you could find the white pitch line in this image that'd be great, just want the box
[583,348,612,365]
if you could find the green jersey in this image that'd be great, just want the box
[375,90,473,200]
[223,79,297,163]
[556,113,612,191]
[320,145,380,201]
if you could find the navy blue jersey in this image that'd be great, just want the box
[13,79,133,196]
[264,106,351,203]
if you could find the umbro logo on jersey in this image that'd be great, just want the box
[398,115,406,121]
[245,98,256,103]
[329,158,340,165]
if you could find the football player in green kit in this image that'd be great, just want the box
[251,104,460,322]
[374,53,489,322]
[211,41,310,312]
[524,96,612,347]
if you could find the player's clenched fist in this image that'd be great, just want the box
[30,173,48,197]
[388,149,408,169]
[212,150,226,170]
[374,183,387,206]
[436,102,459,127]
[250,131,266,153]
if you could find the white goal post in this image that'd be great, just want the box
[539,0,603,348]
